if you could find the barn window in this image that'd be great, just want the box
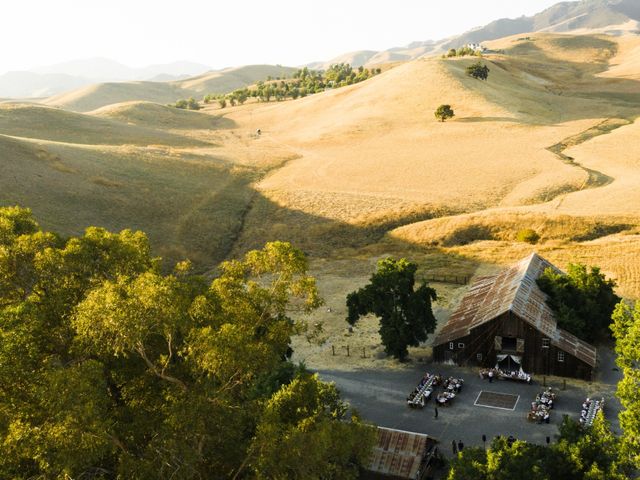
[542,338,550,349]
[458,342,465,349]
[557,351,565,362]
[477,353,482,360]
[449,342,454,350]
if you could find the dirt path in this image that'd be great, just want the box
[546,118,633,209]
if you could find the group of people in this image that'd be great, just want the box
[436,377,464,405]
[579,397,604,426]
[479,367,532,384]
[407,373,465,408]
[528,387,556,424]
[407,372,441,408]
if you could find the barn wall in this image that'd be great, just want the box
[433,311,593,380]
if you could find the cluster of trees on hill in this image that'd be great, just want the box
[0,207,375,479]
[444,46,483,58]
[171,64,383,111]
[204,64,382,108]
[170,97,202,110]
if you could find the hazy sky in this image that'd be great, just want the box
[3,0,564,73]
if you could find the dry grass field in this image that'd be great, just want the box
[3,32,640,368]
[44,65,297,112]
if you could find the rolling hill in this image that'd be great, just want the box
[44,81,188,113]
[0,102,207,146]
[90,101,229,130]
[215,33,640,297]
[44,65,298,112]
[178,64,297,93]
[0,129,258,268]
[229,34,637,215]
[310,0,640,67]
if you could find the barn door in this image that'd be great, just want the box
[516,338,525,353]
[494,335,502,351]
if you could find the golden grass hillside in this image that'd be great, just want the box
[0,90,306,270]
[45,65,298,112]
[0,132,260,267]
[0,102,207,146]
[223,34,640,258]
[5,33,640,301]
[177,64,297,93]
[90,101,229,130]
[45,81,187,113]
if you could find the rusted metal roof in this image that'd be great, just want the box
[367,427,435,479]
[434,253,597,367]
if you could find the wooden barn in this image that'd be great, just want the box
[433,253,596,380]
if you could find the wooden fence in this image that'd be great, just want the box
[423,274,470,285]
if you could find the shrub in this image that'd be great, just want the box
[172,97,201,110]
[516,228,540,244]
[442,224,493,246]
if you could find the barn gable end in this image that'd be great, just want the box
[433,253,596,380]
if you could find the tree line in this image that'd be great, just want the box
[172,63,383,110]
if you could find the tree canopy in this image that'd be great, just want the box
[346,258,437,361]
[447,414,630,480]
[171,97,201,110]
[611,300,640,469]
[204,64,382,107]
[435,104,455,122]
[466,61,490,80]
[537,263,620,342]
[0,206,374,479]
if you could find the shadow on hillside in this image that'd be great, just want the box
[1,114,482,278]
[456,116,521,123]
[227,191,454,260]
[208,115,237,130]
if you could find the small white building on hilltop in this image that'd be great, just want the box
[465,43,487,52]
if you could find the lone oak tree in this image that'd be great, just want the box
[466,61,490,80]
[346,258,437,361]
[0,207,374,479]
[435,104,455,122]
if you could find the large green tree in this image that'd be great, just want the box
[611,300,640,469]
[447,414,628,480]
[0,207,374,479]
[537,263,620,342]
[346,258,437,360]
